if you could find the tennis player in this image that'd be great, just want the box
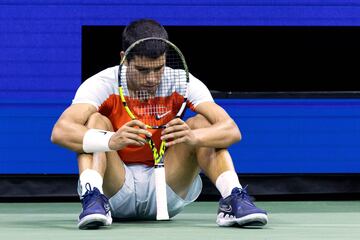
[51,18,268,229]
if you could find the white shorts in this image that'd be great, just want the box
[108,164,202,220]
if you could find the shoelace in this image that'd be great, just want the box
[234,185,255,204]
[82,183,109,210]
[82,183,99,207]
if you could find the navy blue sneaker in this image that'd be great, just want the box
[78,183,112,229]
[216,186,268,227]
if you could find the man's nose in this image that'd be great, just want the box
[145,71,157,83]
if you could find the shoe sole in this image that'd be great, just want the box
[216,213,268,227]
[78,213,112,230]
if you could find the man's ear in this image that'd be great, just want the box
[120,51,128,65]
[120,51,125,60]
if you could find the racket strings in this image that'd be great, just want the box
[119,38,188,127]
[132,104,169,117]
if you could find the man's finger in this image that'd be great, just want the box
[126,120,147,129]
[166,118,184,127]
[125,126,152,137]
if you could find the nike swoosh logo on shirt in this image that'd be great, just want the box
[155,110,171,120]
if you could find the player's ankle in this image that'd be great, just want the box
[79,169,104,196]
[215,170,242,198]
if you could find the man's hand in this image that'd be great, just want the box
[108,120,152,150]
[160,118,198,147]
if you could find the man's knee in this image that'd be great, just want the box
[86,113,114,131]
[186,114,211,129]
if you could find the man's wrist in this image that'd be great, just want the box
[82,129,115,153]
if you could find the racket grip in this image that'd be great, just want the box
[154,164,169,220]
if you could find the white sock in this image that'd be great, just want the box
[79,168,104,196]
[215,170,242,198]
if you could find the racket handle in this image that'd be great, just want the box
[154,164,169,220]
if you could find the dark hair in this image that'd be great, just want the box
[122,19,168,61]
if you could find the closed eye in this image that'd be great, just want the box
[135,65,164,74]
[153,66,164,72]
[136,67,151,74]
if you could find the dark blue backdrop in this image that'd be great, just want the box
[1,98,360,174]
[1,0,360,174]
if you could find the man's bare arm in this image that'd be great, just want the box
[51,103,152,153]
[192,101,241,148]
[161,101,241,148]
[51,103,97,153]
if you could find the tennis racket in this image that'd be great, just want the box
[117,37,189,220]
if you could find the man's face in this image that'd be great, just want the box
[126,55,166,95]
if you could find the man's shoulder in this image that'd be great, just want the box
[73,66,119,108]
[83,66,119,86]
[93,65,119,79]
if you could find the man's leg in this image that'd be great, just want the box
[164,114,268,227]
[77,113,126,229]
[165,114,239,198]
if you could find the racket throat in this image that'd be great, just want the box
[148,139,166,165]
[154,163,165,168]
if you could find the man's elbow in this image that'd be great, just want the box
[230,120,242,144]
[50,124,62,145]
[234,128,242,143]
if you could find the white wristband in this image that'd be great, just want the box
[82,129,115,153]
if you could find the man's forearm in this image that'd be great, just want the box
[51,120,89,153]
[192,119,241,148]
